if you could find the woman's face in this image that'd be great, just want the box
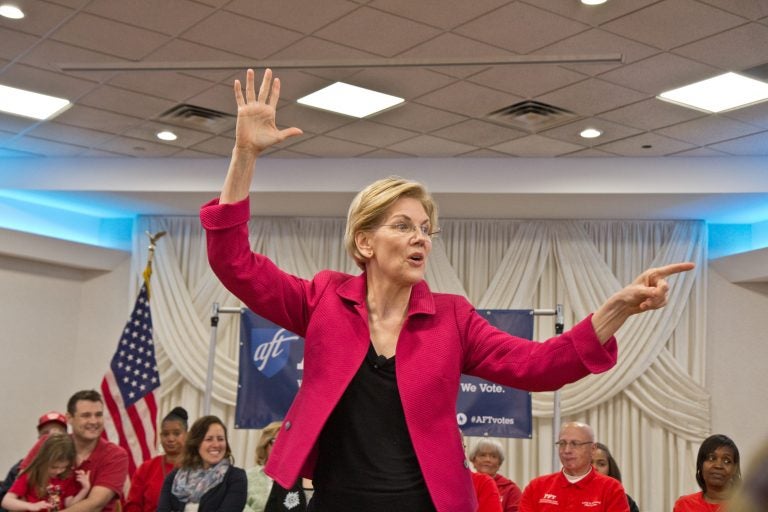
[360,197,433,286]
[198,423,227,469]
[160,419,187,457]
[701,445,738,491]
[471,448,502,477]
[592,448,610,476]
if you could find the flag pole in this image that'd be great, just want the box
[143,231,166,293]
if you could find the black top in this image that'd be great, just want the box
[157,466,247,512]
[310,343,435,512]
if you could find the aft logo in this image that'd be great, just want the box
[539,493,558,505]
[250,328,300,378]
[581,501,602,507]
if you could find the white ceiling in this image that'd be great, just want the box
[2,0,768,226]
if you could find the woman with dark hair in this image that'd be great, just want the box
[125,407,189,512]
[674,434,741,511]
[592,442,639,512]
[201,67,694,512]
[157,415,246,512]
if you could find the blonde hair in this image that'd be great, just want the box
[255,421,283,466]
[344,176,438,270]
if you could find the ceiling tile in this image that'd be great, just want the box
[25,122,113,147]
[530,0,660,25]
[0,113,39,133]
[387,134,478,156]
[371,0,511,30]
[598,53,720,95]
[107,71,215,103]
[0,1,74,36]
[180,10,303,59]
[538,78,647,116]
[190,135,236,157]
[468,64,588,98]
[51,12,169,60]
[599,98,705,131]
[456,148,510,157]
[314,7,441,57]
[122,121,214,148]
[55,105,143,134]
[490,134,584,156]
[414,80,523,118]
[454,2,589,54]
[566,148,619,157]
[1,63,98,100]
[373,103,467,133]
[697,0,768,20]
[287,134,378,157]
[708,130,768,155]
[5,134,88,156]
[343,67,456,101]
[326,120,416,147]
[541,117,642,146]
[721,101,768,129]
[96,135,185,157]
[657,116,763,145]
[594,132,696,156]
[183,83,237,117]
[670,147,730,157]
[84,0,215,35]
[225,0,359,33]
[601,0,745,50]
[0,27,39,60]
[397,33,514,79]
[78,85,176,118]
[18,40,120,84]
[673,22,768,71]
[432,119,526,146]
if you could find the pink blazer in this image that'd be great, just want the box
[201,198,618,512]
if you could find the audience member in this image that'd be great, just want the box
[729,437,768,512]
[244,421,306,512]
[470,439,522,512]
[674,434,741,512]
[156,415,246,512]
[20,391,128,512]
[591,442,639,512]
[519,422,629,511]
[2,434,90,511]
[125,407,189,512]
[0,412,68,511]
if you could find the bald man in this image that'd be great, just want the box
[519,422,629,512]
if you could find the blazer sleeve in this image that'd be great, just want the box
[212,467,247,512]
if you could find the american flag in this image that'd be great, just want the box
[101,279,161,476]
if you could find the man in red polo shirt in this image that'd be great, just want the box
[22,390,128,512]
[520,422,629,512]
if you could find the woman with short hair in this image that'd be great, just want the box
[674,434,741,511]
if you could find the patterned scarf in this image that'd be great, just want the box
[171,460,230,503]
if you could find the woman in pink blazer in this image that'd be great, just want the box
[201,68,694,512]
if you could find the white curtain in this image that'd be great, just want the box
[133,214,708,512]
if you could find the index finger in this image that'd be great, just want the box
[655,262,695,278]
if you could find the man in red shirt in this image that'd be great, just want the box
[520,422,629,512]
[21,390,128,512]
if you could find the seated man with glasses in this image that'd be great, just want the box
[519,422,629,512]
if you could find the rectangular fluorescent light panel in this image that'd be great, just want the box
[297,82,403,118]
[657,72,768,113]
[0,84,71,120]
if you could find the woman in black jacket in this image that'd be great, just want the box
[157,415,247,512]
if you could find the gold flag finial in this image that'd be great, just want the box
[143,231,166,294]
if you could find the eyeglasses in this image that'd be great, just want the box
[555,440,594,450]
[379,222,440,240]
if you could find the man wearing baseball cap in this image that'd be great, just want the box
[0,411,68,511]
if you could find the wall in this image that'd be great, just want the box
[707,268,768,462]
[0,255,129,473]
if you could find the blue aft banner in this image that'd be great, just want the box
[457,309,533,439]
[236,309,533,438]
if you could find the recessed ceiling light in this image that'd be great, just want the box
[297,82,404,118]
[156,130,178,141]
[580,128,602,139]
[658,72,768,113]
[581,0,607,5]
[0,84,70,120]
[0,4,24,19]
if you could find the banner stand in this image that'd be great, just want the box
[204,303,243,415]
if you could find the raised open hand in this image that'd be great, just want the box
[233,68,303,154]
